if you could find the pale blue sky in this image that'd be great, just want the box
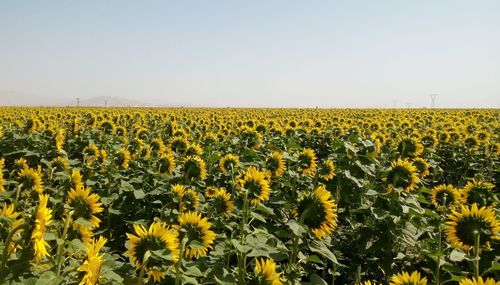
[1,1,499,107]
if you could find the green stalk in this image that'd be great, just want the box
[435,221,442,285]
[175,237,187,285]
[237,191,249,285]
[331,262,337,285]
[0,224,26,271]
[56,211,72,276]
[473,230,480,279]
[137,252,150,285]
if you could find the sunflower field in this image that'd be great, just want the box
[0,107,498,285]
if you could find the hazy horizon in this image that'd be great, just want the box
[1,1,499,108]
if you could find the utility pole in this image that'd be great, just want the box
[105,99,108,107]
[76,97,80,107]
[429,94,438,108]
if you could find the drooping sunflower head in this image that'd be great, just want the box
[209,188,234,218]
[318,159,336,181]
[238,126,262,149]
[128,138,144,158]
[158,150,176,175]
[186,142,203,156]
[430,184,463,212]
[357,281,380,285]
[182,156,207,181]
[77,235,107,285]
[253,258,285,285]
[68,168,84,191]
[411,157,430,179]
[458,277,500,285]
[178,211,216,259]
[18,167,44,194]
[297,148,317,176]
[150,137,166,156]
[31,193,53,262]
[420,134,437,149]
[239,166,271,205]
[266,151,286,178]
[0,202,24,253]
[169,137,189,155]
[83,143,100,165]
[54,128,66,151]
[68,186,104,229]
[125,221,180,282]
[219,154,240,175]
[50,156,69,172]
[115,147,131,169]
[445,203,500,252]
[397,136,424,158]
[296,185,338,239]
[462,180,496,207]
[14,157,29,172]
[389,271,427,285]
[386,159,420,193]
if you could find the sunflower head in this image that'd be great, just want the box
[182,156,207,181]
[445,203,500,252]
[253,258,285,285]
[389,271,427,285]
[125,221,180,282]
[430,184,464,212]
[32,194,53,262]
[412,157,430,179]
[77,236,107,285]
[397,136,424,158]
[50,156,69,172]
[297,148,317,175]
[239,166,271,205]
[386,159,419,193]
[318,160,336,181]
[458,277,500,285]
[266,151,286,178]
[116,147,131,169]
[209,188,234,218]
[296,186,338,239]
[219,154,240,175]
[169,137,189,155]
[239,126,262,149]
[18,167,44,194]
[462,180,496,207]
[68,186,104,229]
[0,202,24,253]
[178,211,216,259]
[464,136,479,150]
[186,143,203,156]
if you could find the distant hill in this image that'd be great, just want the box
[0,93,150,107]
[77,96,148,107]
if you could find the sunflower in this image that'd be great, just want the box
[464,136,479,150]
[169,137,189,155]
[0,202,24,254]
[358,281,380,285]
[182,156,207,181]
[397,136,424,158]
[296,185,338,239]
[18,167,44,194]
[297,148,317,175]
[67,186,104,229]
[178,211,216,259]
[54,128,65,151]
[386,159,420,193]
[485,142,499,156]
[31,194,53,262]
[239,166,271,205]
[0,158,5,192]
[209,188,234,218]
[150,137,166,156]
[412,157,430,179]
[253,258,285,285]
[239,126,262,149]
[462,180,496,207]
[171,184,200,212]
[77,236,107,285]
[389,271,427,285]
[445,203,500,252]
[115,147,131,169]
[125,221,180,282]
[266,151,286,178]
[50,156,69,172]
[186,142,203,156]
[458,277,500,285]
[83,143,100,165]
[69,168,84,191]
[158,151,176,175]
[128,138,144,159]
[318,159,336,181]
[430,184,463,212]
[219,154,240,175]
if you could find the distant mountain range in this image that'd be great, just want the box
[0,92,151,107]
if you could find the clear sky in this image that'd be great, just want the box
[1,0,499,108]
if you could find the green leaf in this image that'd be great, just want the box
[35,271,63,285]
[309,240,338,264]
[133,189,146,199]
[287,220,307,236]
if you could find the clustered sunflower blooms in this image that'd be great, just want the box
[253,258,285,285]
[77,236,107,285]
[386,159,419,193]
[238,166,271,205]
[297,148,317,175]
[389,271,427,285]
[430,184,463,212]
[31,194,53,262]
[125,221,180,282]
[296,185,338,239]
[445,203,500,252]
[178,211,216,259]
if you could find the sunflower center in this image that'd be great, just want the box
[298,196,325,229]
[388,166,412,189]
[455,217,493,247]
[466,188,491,207]
[244,180,263,200]
[71,197,93,220]
[135,236,168,268]
[435,191,454,206]
[298,154,312,169]
[213,197,229,213]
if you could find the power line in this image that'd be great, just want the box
[429,94,438,108]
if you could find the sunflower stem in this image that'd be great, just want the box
[137,251,150,285]
[175,237,187,285]
[237,191,249,285]
[0,224,26,271]
[56,210,72,276]
[435,220,442,285]
[473,229,480,279]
